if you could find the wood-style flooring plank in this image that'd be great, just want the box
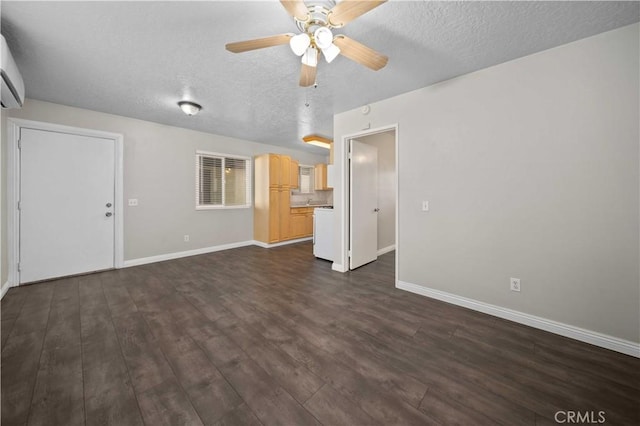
[304,383,380,426]
[136,378,204,426]
[111,312,177,394]
[1,287,29,348]
[1,330,46,426]
[277,334,435,425]
[219,321,325,404]
[27,343,84,426]
[80,280,143,426]
[1,243,638,426]
[82,353,143,426]
[7,285,53,338]
[219,357,321,426]
[213,402,263,426]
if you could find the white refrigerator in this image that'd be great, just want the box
[313,208,334,261]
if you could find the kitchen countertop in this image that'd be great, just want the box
[291,204,333,208]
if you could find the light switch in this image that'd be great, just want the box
[422,201,429,211]
[128,199,138,206]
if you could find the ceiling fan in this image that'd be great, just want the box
[225,0,388,87]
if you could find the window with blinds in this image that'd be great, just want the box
[299,165,314,194]
[196,151,251,209]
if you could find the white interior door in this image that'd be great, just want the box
[349,139,378,269]
[20,128,115,283]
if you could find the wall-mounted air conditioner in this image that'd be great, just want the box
[1,34,25,109]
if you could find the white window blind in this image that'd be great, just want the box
[299,166,314,194]
[196,151,251,209]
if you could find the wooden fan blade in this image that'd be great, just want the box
[280,0,309,21]
[328,0,387,27]
[299,63,317,87]
[225,34,293,53]
[333,35,388,70]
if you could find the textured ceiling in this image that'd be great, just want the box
[1,1,638,154]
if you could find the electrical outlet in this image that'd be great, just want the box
[128,198,138,206]
[510,277,521,292]
[184,235,190,242]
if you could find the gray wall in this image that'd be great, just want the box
[5,99,326,262]
[333,24,639,342]
[356,131,396,252]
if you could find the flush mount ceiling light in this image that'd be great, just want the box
[303,134,332,149]
[178,101,201,116]
[225,0,388,87]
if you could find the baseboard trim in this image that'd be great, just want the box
[331,263,347,273]
[377,245,396,256]
[252,237,312,249]
[1,281,10,300]
[124,238,314,268]
[123,240,256,268]
[397,280,640,358]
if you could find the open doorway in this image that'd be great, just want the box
[347,127,397,274]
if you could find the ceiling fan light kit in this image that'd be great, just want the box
[226,0,389,87]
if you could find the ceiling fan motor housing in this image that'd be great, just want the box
[295,1,338,33]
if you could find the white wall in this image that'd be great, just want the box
[333,24,639,344]
[1,108,7,286]
[4,99,326,262]
[356,131,396,252]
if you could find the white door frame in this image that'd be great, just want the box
[340,124,398,283]
[6,118,124,287]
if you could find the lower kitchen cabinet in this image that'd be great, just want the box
[290,207,314,238]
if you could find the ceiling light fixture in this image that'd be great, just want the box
[226,0,388,87]
[178,100,201,116]
[303,134,332,149]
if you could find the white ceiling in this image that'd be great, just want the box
[2,1,638,154]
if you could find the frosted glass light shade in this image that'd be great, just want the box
[290,33,311,56]
[321,43,340,63]
[314,27,333,49]
[301,46,318,67]
[178,101,201,116]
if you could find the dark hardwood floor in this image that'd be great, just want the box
[2,242,639,425]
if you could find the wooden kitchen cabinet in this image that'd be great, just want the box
[268,154,291,188]
[289,207,313,238]
[290,159,299,189]
[315,163,331,190]
[254,154,292,243]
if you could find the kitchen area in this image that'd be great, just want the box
[253,153,334,261]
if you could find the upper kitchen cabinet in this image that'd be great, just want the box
[268,154,291,188]
[314,163,332,190]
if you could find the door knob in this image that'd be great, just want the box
[106,203,112,207]
[105,212,113,217]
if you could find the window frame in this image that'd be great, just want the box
[296,164,315,195]
[195,150,252,210]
